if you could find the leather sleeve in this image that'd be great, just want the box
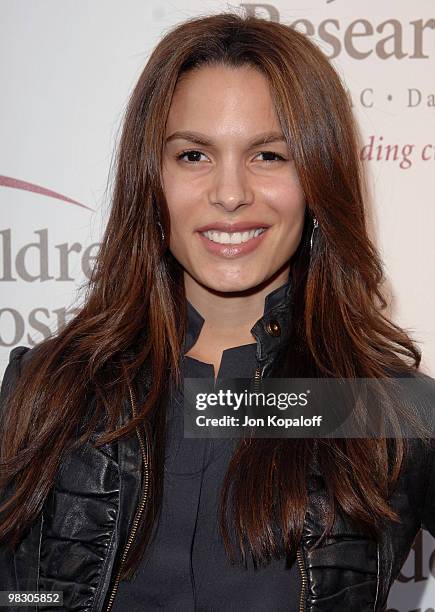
[0,345,42,609]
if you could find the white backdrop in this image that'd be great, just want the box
[1,1,434,609]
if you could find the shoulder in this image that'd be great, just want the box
[1,346,29,395]
[399,369,435,457]
[405,370,435,438]
[1,344,41,380]
[0,345,41,413]
[5,345,32,371]
[399,370,435,536]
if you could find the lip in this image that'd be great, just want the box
[196,221,271,233]
[197,227,269,258]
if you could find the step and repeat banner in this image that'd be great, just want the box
[1,1,434,608]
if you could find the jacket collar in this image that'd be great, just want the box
[182,274,293,365]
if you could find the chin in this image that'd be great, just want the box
[203,275,260,294]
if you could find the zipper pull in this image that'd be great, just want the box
[252,364,263,394]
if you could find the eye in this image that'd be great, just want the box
[176,150,209,164]
[255,151,287,163]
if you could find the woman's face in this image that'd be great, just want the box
[162,63,306,294]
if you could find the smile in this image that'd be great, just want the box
[197,226,269,258]
[200,228,267,245]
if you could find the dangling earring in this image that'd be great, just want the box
[310,216,318,251]
[157,219,165,241]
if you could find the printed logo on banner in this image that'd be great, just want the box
[241,3,435,61]
[0,175,99,347]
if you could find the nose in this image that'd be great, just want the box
[208,160,254,211]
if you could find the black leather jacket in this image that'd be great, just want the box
[1,301,435,611]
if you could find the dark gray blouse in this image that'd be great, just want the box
[112,280,301,611]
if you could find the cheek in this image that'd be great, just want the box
[162,173,192,231]
[268,182,306,223]
[162,161,187,205]
[166,196,197,257]
[167,199,194,228]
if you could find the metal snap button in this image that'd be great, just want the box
[265,319,281,337]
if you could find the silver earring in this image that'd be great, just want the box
[157,220,165,241]
[310,216,318,251]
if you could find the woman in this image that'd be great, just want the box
[1,12,434,612]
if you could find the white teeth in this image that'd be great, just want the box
[202,228,266,244]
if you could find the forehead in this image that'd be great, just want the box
[165,64,281,137]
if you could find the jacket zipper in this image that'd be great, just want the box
[104,381,150,612]
[296,547,307,611]
[253,365,262,392]
[253,362,307,611]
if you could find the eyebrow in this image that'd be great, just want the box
[165,130,287,148]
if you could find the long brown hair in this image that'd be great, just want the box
[0,11,429,578]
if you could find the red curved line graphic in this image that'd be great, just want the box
[0,175,94,211]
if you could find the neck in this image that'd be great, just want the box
[184,266,290,346]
